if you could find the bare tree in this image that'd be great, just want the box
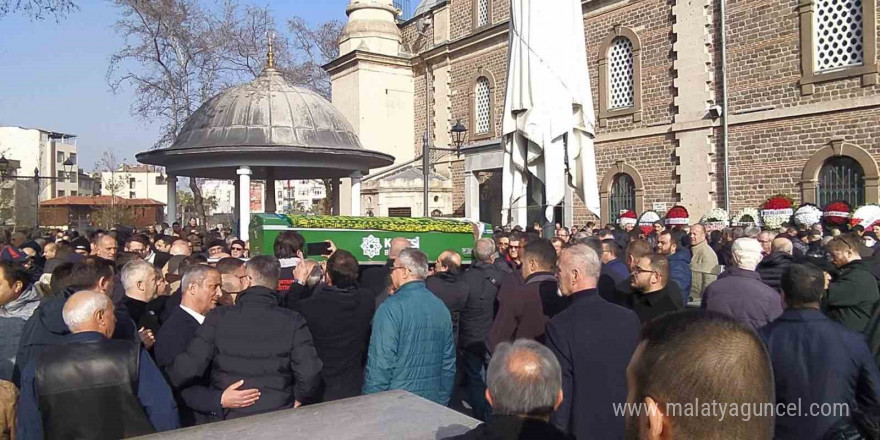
[108,0,344,224]
[96,150,137,228]
[107,0,227,234]
[0,0,77,21]
[285,17,342,100]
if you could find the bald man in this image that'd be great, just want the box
[688,224,719,301]
[94,235,119,261]
[169,239,192,257]
[426,250,469,347]
[361,237,411,310]
[17,292,178,439]
[756,237,795,293]
[447,339,568,439]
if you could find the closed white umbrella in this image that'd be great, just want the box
[501,0,600,227]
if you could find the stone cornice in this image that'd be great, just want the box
[323,50,413,76]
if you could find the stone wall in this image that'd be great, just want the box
[354,0,880,224]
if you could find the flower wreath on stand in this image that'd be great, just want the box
[664,205,690,229]
[700,207,729,232]
[793,203,823,229]
[850,204,880,230]
[638,210,661,236]
[761,194,795,231]
[617,210,638,229]
[823,201,852,229]
[732,208,762,228]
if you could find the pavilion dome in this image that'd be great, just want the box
[136,64,394,180]
[171,69,362,153]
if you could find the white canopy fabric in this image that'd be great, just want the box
[501,0,600,226]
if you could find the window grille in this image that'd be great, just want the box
[815,0,864,72]
[609,37,635,109]
[477,0,490,27]
[609,174,636,223]
[817,156,865,207]
[475,77,491,134]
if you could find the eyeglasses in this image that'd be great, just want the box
[632,267,655,275]
[231,247,244,251]
[391,266,408,272]
[509,245,521,250]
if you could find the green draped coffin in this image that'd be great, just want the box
[250,214,490,264]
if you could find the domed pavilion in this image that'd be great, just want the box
[136,48,394,240]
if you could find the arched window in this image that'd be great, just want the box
[608,37,635,109]
[814,0,864,72]
[476,0,490,28]
[817,156,865,207]
[475,76,492,135]
[609,173,636,223]
[598,27,643,125]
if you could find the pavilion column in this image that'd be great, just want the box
[237,166,252,241]
[350,172,362,216]
[331,178,341,215]
[265,167,277,214]
[166,175,178,225]
[233,177,240,229]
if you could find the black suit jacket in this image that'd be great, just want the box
[545,289,640,440]
[154,307,222,426]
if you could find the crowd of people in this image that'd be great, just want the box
[0,215,878,439]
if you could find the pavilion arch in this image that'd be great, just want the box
[800,140,880,206]
[599,161,645,225]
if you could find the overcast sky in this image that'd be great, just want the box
[0,0,349,171]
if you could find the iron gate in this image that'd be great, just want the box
[610,174,636,224]
[817,156,864,208]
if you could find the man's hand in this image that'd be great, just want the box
[325,240,337,257]
[221,380,261,409]
[138,327,155,350]
[294,400,302,408]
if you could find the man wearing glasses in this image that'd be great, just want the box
[495,233,523,275]
[363,248,455,405]
[229,240,246,259]
[620,254,681,325]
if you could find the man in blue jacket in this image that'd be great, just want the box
[760,263,880,439]
[363,248,456,405]
[655,230,691,305]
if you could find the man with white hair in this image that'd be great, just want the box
[545,245,640,439]
[363,248,456,405]
[121,260,161,348]
[447,339,570,440]
[702,238,783,330]
[16,291,178,439]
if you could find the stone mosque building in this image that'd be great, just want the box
[326,0,880,227]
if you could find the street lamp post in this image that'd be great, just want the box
[422,120,469,217]
[0,155,78,230]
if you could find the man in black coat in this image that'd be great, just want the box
[154,265,259,426]
[761,263,880,439]
[167,256,322,418]
[545,245,640,440]
[621,254,682,325]
[360,237,410,310]
[458,239,504,421]
[292,250,374,403]
[756,237,794,293]
[447,339,572,440]
[425,250,469,346]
